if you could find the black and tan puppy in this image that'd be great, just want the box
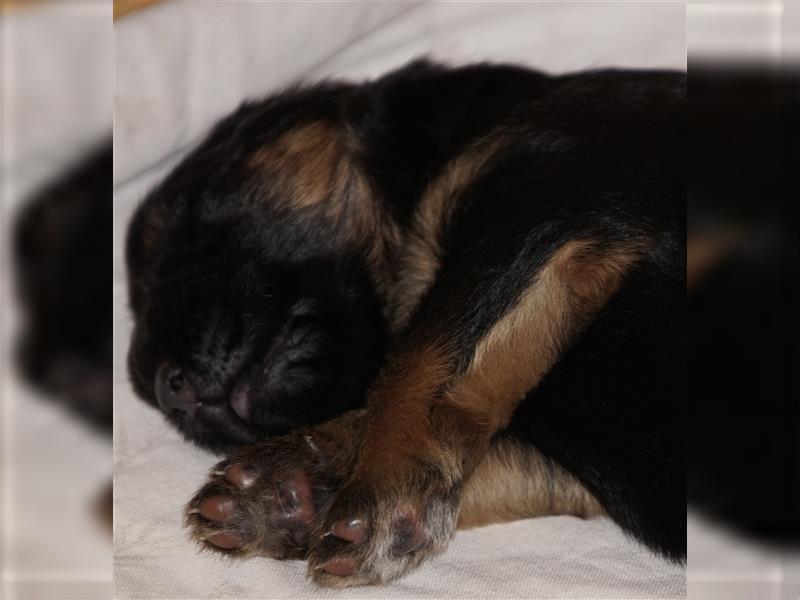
[127,60,685,586]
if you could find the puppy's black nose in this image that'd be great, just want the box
[155,362,197,416]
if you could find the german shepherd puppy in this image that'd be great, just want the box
[126,60,685,586]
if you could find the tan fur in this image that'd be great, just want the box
[389,133,506,331]
[357,240,643,487]
[249,121,402,306]
[250,123,507,331]
[458,437,604,529]
[357,239,643,495]
[250,121,348,212]
[249,124,645,510]
[443,240,644,432]
[358,344,456,479]
[331,411,602,526]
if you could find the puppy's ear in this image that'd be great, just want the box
[125,197,170,314]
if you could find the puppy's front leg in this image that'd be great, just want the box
[309,238,642,587]
[185,410,603,564]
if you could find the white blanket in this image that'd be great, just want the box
[113,2,687,598]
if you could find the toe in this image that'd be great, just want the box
[320,556,359,577]
[332,518,366,543]
[199,496,236,522]
[225,463,258,489]
[206,531,242,549]
[275,470,315,523]
[390,513,426,557]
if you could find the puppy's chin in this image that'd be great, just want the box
[165,400,299,455]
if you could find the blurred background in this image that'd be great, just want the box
[1,1,112,599]
[687,0,799,598]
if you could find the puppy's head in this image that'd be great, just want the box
[126,91,387,453]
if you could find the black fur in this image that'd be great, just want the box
[14,142,112,431]
[127,60,685,559]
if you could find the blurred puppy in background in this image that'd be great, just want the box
[13,142,113,524]
[14,143,112,432]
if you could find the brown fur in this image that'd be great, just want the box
[249,121,402,305]
[250,123,509,331]
[445,240,644,432]
[304,248,633,584]
[354,239,644,486]
[249,121,351,212]
[357,344,457,481]
[458,437,604,529]
[389,132,506,331]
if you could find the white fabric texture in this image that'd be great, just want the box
[113,2,687,598]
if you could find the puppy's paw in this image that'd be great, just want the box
[307,472,460,587]
[185,434,338,560]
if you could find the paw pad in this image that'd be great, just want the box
[199,496,235,522]
[390,513,425,556]
[331,518,366,543]
[225,463,258,488]
[187,441,333,560]
[320,556,359,576]
[276,470,315,524]
[206,531,242,550]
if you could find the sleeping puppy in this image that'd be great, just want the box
[127,60,685,586]
[15,142,113,433]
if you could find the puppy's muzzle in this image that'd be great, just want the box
[155,361,198,417]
